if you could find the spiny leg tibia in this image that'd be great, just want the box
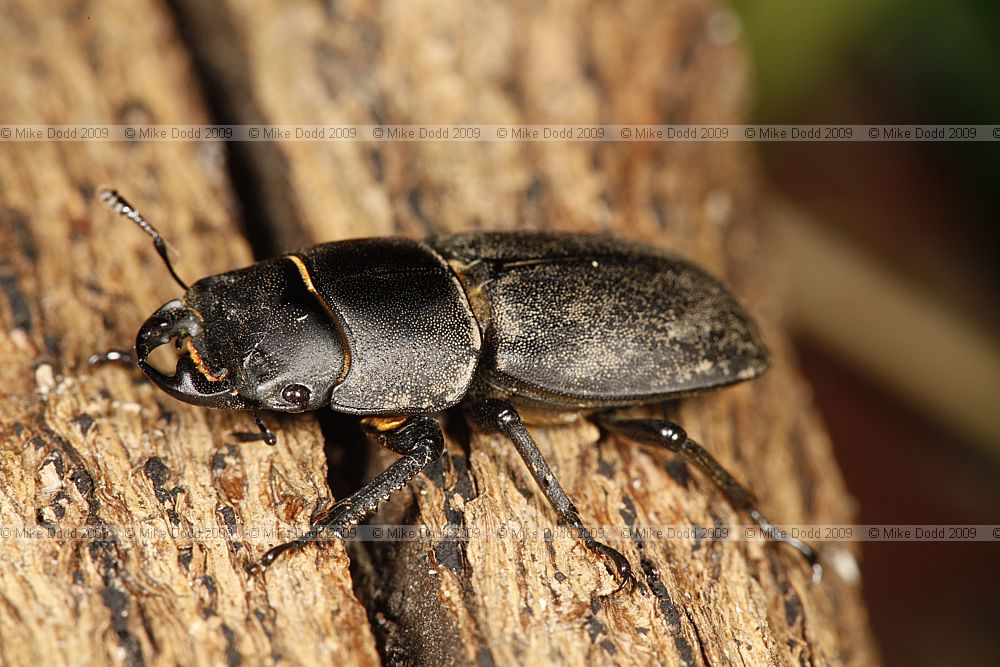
[246,415,444,575]
[470,399,637,593]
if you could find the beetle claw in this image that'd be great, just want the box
[610,567,638,595]
[747,506,823,584]
[247,525,346,577]
[586,540,637,595]
[247,533,311,578]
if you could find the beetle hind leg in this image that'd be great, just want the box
[246,415,445,576]
[596,415,822,583]
[470,399,637,594]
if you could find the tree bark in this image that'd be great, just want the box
[0,0,878,665]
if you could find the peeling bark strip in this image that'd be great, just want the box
[0,0,877,666]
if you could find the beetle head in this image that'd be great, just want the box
[105,190,343,415]
[136,259,348,413]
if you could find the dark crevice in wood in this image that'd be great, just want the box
[348,544,410,667]
[165,0,311,258]
[346,427,494,666]
[317,410,373,505]
[682,607,711,667]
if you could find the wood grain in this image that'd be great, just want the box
[0,0,878,665]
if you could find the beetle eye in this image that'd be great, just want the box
[281,383,311,406]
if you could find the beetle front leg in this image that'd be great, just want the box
[232,406,278,446]
[247,415,444,576]
[596,415,822,583]
[470,399,636,593]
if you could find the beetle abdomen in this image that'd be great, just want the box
[431,232,769,408]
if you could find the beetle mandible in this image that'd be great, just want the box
[96,189,820,589]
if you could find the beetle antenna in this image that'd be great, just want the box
[99,189,189,290]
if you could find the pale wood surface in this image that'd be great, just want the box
[0,0,877,665]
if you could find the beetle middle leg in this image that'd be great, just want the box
[470,399,637,593]
[247,415,444,576]
[596,415,822,583]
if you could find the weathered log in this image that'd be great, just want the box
[0,0,878,665]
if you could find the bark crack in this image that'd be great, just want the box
[165,0,311,257]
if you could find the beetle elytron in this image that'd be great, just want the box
[96,190,820,589]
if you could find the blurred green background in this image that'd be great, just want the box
[730,1,999,665]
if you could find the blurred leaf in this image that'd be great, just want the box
[730,0,898,115]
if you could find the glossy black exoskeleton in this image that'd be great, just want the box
[96,190,820,589]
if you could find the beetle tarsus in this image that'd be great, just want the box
[247,525,331,578]
[232,430,277,446]
[587,537,637,594]
[746,506,823,584]
[597,415,823,582]
[253,407,278,446]
[472,399,637,594]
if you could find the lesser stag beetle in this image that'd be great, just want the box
[94,190,821,590]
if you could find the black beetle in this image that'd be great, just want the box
[96,190,820,589]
